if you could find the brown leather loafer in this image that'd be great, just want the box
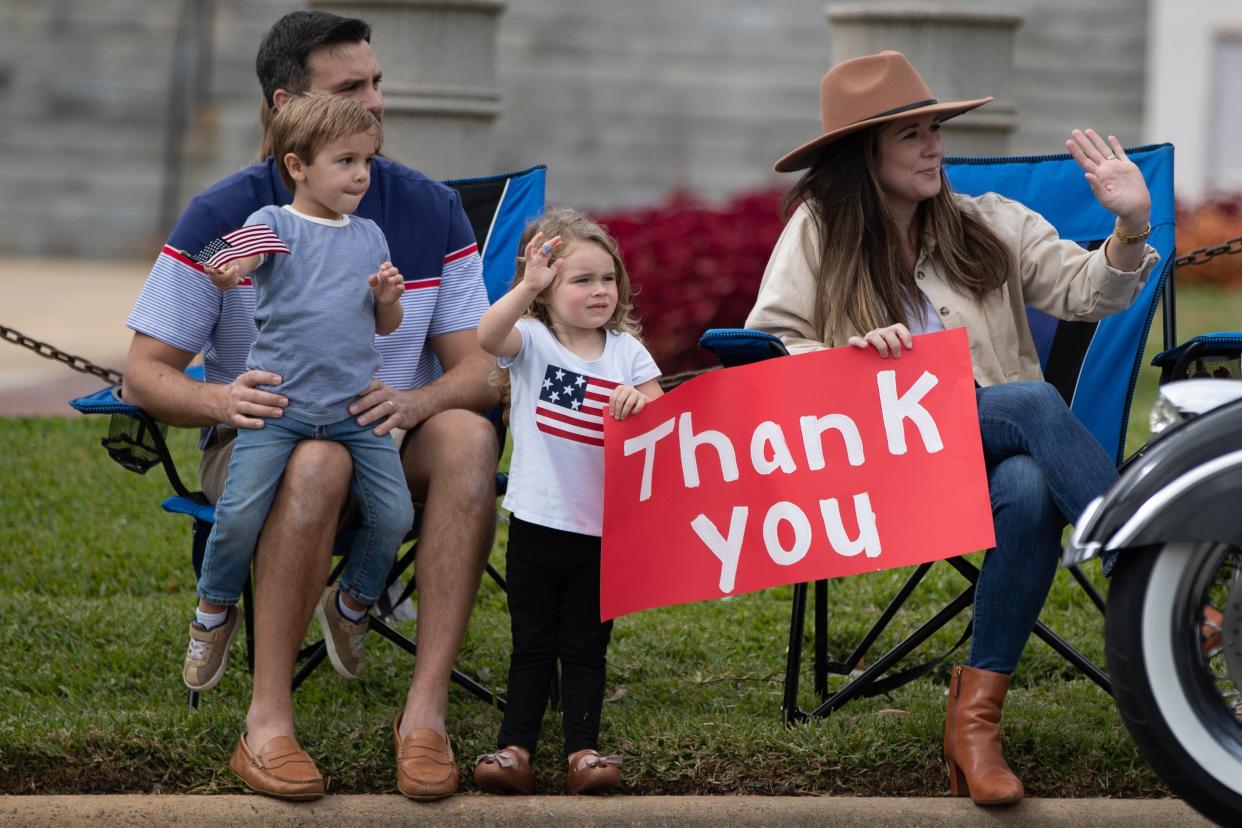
[565,748,622,795]
[474,746,534,794]
[228,733,324,801]
[393,714,459,800]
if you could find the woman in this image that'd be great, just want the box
[747,51,1158,805]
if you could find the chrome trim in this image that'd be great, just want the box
[1106,449,1242,551]
[1062,495,1105,566]
[1160,378,1242,418]
[1062,539,1102,567]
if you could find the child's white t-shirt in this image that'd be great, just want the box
[500,318,661,537]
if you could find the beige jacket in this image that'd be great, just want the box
[745,192,1160,387]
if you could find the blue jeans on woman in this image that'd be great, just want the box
[197,415,414,607]
[967,381,1118,675]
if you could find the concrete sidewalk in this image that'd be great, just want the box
[0,257,146,415]
[0,795,1214,827]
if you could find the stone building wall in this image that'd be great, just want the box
[0,0,297,257]
[495,0,1151,211]
[0,0,1148,257]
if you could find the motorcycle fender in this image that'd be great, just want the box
[1106,454,1242,551]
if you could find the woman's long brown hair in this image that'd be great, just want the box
[782,126,1010,341]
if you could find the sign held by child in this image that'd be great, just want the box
[600,327,994,620]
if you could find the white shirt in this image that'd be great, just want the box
[500,318,660,536]
[908,296,946,336]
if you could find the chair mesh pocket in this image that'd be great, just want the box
[101,413,167,473]
[1185,355,1242,381]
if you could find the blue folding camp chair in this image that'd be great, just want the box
[71,164,547,709]
[700,144,1177,723]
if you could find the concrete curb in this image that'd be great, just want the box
[0,795,1212,826]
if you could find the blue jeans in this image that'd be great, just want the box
[197,415,414,607]
[967,381,1118,674]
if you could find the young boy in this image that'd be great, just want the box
[183,94,414,692]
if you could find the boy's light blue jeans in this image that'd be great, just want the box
[197,414,414,607]
[968,381,1119,675]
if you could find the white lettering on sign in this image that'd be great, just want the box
[750,420,798,475]
[691,507,749,593]
[763,501,812,565]
[693,493,884,593]
[623,416,675,502]
[678,412,740,488]
[819,492,881,558]
[624,368,943,592]
[878,369,943,456]
[800,413,865,470]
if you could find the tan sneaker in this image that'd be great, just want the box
[182,606,240,691]
[315,586,368,679]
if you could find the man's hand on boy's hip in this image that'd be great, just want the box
[351,378,421,435]
[223,370,288,429]
[349,381,470,441]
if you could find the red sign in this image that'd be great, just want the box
[600,328,994,620]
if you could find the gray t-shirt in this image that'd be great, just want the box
[243,204,390,425]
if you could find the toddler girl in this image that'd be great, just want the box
[473,207,662,794]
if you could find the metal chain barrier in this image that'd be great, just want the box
[0,323,123,386]
[1175,235,1242,268]
[1,234,1240,392]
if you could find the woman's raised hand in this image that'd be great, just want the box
[522,232,564,293]
[848,323,914,358]
[1066,129,1151,229]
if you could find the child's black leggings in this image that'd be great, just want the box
[497,516,614,756]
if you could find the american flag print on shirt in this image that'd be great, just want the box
[535,364,619,447]
[191,225,291,269]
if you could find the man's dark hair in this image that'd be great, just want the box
[255,11,371,107]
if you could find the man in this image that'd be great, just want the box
[123,10,499,801]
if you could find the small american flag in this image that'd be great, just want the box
[535,363,619,447]
[191,224,290,269]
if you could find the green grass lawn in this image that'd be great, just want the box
[1,286,1238,796]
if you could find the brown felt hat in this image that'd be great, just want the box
[775,50,993,173]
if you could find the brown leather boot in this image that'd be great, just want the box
[944,664,1024,805]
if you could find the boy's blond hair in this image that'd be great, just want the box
[269,94,382,191]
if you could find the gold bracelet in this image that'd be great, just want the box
[1113,220,1151,244]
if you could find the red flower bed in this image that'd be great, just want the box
[594,189,788,374]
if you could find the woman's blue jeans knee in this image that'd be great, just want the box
[197,415,413,607]
[967,381,1119,674]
